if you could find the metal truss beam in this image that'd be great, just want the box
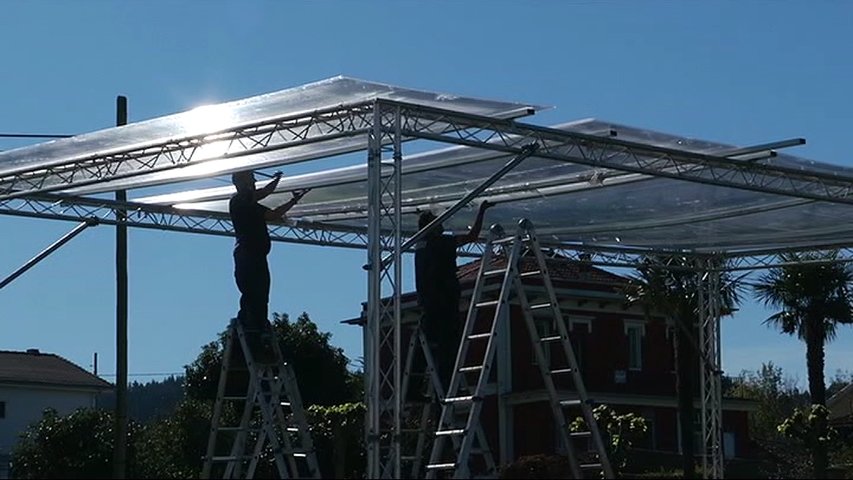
[697,257,724,480]
[0,194,370,250]
[0,102,376,200]
[379,99,853,207]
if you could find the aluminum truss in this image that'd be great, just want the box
[0,102,376,200]
[697,256,724,480]
[383,99,853,207]
[365,104,404,479]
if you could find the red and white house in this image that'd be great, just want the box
[348,252,756,464]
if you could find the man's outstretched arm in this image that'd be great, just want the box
[455,201,493,247]
[254,172,282,201]
[266,188,311,221]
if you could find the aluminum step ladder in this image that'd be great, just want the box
[426,219,614,479]
[400,324,495,479]
[202,319,320,479]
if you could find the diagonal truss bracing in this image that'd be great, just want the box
[380,99,853,207]
[0,102,376,200]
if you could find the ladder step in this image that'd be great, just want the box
[467,333,491,340]
[529,302,552,310]
[443,395,479,404]
[286,427,300,432]
[519,270,542,278]
[218,426,261,432]
[222,395,246,400]
[476,300,500,308]
[493,237,515,244]
[581,463,603,470]
[435,429,465,436]
[483,269,508,277]
[540,335,563,343]
[550,368,575,375]
[570,431,592,438]
[458,365,483,373]
[211,455,255,461]
[560,399,585,407]
[426,463,458,470]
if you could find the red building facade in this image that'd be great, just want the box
[355,253,756,465]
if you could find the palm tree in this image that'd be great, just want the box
[625,255,743,479]
[752,251,853,479]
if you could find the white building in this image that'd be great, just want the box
[0,349,112,478]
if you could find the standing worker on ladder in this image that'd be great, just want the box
[412,201,493,399]
[229,170,309,346]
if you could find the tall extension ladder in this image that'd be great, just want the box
[426,219,614,479]
[400,324,496,478]
[202,319,320,479]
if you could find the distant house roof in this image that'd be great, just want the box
[829,382,853,425]
[0,349,113,391]
[342,253,629,325]
[457,252,628,287]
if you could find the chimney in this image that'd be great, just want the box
[26,348,40,355]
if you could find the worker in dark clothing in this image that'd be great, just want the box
[410,201,493,400]
[229,170,309,333]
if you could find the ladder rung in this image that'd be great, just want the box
[560,399,584,407]
[280,402,292,407]
[493,237,515,244]
[286,427,300,432]
[483,269,508,277]
[529,302,552,310]
[211,455,254,461]
[476,300,500,308]
[435,429,465,436]
[218,426,260,432]
[443,395,478,404]
[458,365,483,373]
[426,462,458,470]
[223,395,246,400]
[550,368,575,375]
[540,335,563,343]
[581,463,603,470]
[467,333,491,340]
[520,270,542,278]
[570,431,592,438]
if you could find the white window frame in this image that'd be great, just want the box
[568,315,593,333]
[624,319,646,371]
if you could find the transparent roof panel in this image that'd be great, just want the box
[0,76,543,193]
[139,119,853,252]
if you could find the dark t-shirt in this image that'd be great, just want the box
[414,234,460,307]
[229,191,272,255]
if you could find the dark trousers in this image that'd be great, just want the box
[409,294,461,399]
[234,250,270,330]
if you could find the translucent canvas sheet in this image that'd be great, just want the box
[0,76,542,193]
[140,119,853,252]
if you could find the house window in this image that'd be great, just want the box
[569,316,592,333]
[0,401,5,419]
[624,321,645,371]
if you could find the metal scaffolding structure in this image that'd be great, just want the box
[4,77,853,479]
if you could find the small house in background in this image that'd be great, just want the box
[829,382,853,435]
[0,349,112,478]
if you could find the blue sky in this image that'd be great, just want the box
[1,2,852,388]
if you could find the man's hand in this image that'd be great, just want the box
[480,200,494,211]
[292,188,311,202]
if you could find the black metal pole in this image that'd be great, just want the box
[0,219,97,290]
[114,95,128,479]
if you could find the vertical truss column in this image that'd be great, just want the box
[697,256,724,479]
[366,102,403,479]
